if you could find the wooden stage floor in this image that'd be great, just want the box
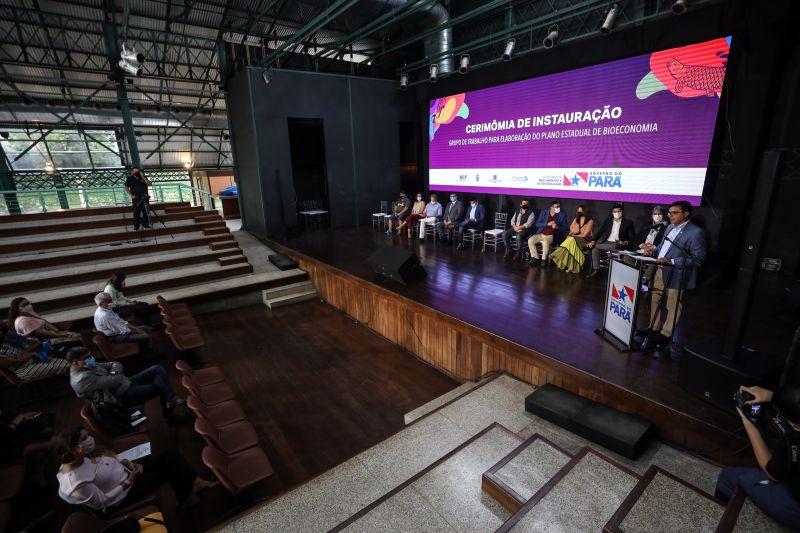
[272,226,797,446]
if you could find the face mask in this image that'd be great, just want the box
[81,436,96,454]
[84,356,96,369]
[554,207,561,214]
[471,202,477,207]
[652,215,664,224]
[577,211,584,217]
[416,196,422,200]
[613,212,622,220]
[21,304,33,313]
[520,205,527,210]
[450,196,457,202]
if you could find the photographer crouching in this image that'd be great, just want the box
[125,166,152,231]
[715,384,800,528]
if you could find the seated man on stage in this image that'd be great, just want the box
[455,198,485,250]
[418,193,443,241]
[638,200,706,349]
[526,200,568,266]
[437,193,464,242]
[386,191,412,235]
[715,384,800,530]
[125,167,152,231]
[502,199,535,260]
[585,204,636,278]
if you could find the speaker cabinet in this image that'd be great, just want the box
[679,338,784,411]
[367,246,426,284]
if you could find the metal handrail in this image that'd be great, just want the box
[0,183,215,215]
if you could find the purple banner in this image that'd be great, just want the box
[428,37,731,205]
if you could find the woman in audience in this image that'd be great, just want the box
[104,272,152,326]
[56,427,217,512]
[8,297,82,346]
[551,205,594,274]
[396,193,426,238]
[0,337,70,381]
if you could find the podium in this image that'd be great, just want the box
[597,254,653,351]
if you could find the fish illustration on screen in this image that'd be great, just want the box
[667,58,725,96]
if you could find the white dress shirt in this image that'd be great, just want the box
[608,219,622,242]
[468,205,477,220]
[658,220,690,259]
[94,306,131,337]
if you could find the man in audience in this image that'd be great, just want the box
[437,193,464,242]
[455,197,485,250]
[639,200,706,349]
[67,347,187,426]
[418,193,443,241]
[527,200,568,266]
[715,384,800,529]
[93,292,151,350]
[386,191,412,235]
[585,204,636,278]
[503,199,535,259]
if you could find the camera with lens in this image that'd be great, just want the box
[734,390,764,421]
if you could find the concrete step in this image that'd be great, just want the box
[404,379,482,425]
[47,269,308,324]
[0,248,245,294]
[264,290,318,309]
[262,280,316,300]
[482,434,573,513]
[337,424,523,533]
[604,465,724,533]
[0,202,191,224]
[497,448,639,533]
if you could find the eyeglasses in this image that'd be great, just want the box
[667,211,683,216]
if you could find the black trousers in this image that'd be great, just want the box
[112,448,197,509]
[132,195,150,229]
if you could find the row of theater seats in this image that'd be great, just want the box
[176,360,274,495]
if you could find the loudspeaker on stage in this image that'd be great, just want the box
[367,246,426,285]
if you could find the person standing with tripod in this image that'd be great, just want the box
[124,167,152,231]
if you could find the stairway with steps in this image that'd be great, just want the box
[216,374,790,533]
[0,203,308,324]
[262,280,318,309]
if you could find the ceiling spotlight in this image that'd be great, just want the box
[600,4,619,34]
[458,54,470,74]
[502,39,516,61]
[117,58,142,76]
[120,43,144,64]
[262,69,272,86]
[44,162,55,173]
[543,25,559,49]
[429,63,439,83]
[672,0,688,14]
[399,73,409,91]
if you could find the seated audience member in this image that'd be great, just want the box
[396,193,426,237]
[455,197,485,250]
[56,427,217,511]
[715,385,800,530]
[551,205,594,274]
[93,292,151,349]
[418,193,443,241]
[104,272,152,326]
[67,347,186,426]
[502,199,535,259]
[585,204,636,278]
[386,191,412,235]
[8,297,82,346]
[437,193,464,242]
[526,200,569,266]
[0,338,70,382]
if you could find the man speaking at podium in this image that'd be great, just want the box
[124,166,152,231]
[640,200,706,349]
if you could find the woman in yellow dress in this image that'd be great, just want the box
[551,206,594,274]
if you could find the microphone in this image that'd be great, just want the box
[642,222,664,231]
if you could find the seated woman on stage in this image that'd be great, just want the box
[8,297,82,347]
[396,193,426,237]
[56,427,217,512]
[551,206,594,274]
[104,272,152,326]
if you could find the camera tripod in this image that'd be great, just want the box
[131,194,174,244]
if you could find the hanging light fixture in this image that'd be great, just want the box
[458,54,470,74]
[428,64,439,83]
[600,4,619,34]
[672,0,689,14]
[502,39,516,61]
[118,43,143,76]
[543,25,559,49]
[399,73,409,91]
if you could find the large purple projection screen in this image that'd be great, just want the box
[428,37,731,205]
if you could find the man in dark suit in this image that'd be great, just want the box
[639,200,707,349]
[503,199,535,259]
[455,197,485,250]
[437,193,464,242]
[526,200,569,266]
[586,204,636,278]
